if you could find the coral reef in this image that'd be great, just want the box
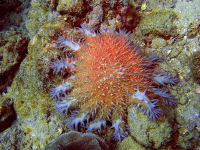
[0,0,200,149]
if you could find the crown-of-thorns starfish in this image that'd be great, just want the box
[49,23,178,142]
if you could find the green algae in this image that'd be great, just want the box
[138,10,178,37]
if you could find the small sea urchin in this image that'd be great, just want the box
[49,23,178,142]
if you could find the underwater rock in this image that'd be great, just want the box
[44,131,109,150]
[190,51,200,84]
[0,0,22,19]
[128,106,174,149]
[137,10,178,37]
[0,28,28,94]
[0,98,16,132]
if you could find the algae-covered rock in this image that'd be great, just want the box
[8,19,71,120]
[138,10,178,37]
[2,19,79,149]
[57,0,84,15]
[151,37,167,48]
[173,0,200,35]
[128,106,174,149]
[25,0,54,37]
[88,5,103,28]
[178,127,199,149]
[176,94,200,149]
[0,27,29,94]
[117,136,145,150]
[190,50,200,84]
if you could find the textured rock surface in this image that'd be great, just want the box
[44,131,109,150]
[137,10,178,37]
[128,106,174,149]
[0,28,29,94]
[117,136,146,150]
[0,97,16,132]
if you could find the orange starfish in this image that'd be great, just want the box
[50,23,178,142]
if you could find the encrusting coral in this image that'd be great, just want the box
[44,131,109,150]
[49,23,178,142]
